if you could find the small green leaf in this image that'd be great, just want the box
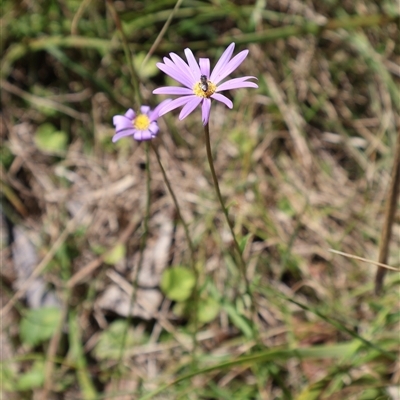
[104,243,126,265]
[20,307,61,347]
[133,52,159,79]
[0,364,16,391]
[15,361,45,390]
[93,320,141,361]
[161,266,195,302]
[198,297,220,323]
[34,123,68,152]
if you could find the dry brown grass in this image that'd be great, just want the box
[1,0,399,398]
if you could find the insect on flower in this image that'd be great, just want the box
[200,75,209,92]
[153,42,258,125]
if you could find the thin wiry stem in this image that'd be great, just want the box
[151,143,195,256]
[142,0,184,67]
[203,123,252,299]
[151,142,199,358]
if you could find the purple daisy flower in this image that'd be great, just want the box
[112,99,171,142]
[153,42,258,125]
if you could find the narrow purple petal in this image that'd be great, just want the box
[134,129,153,141]
[163,57,194,85]
[150,99,172,121]
[217,76,258,91]
[112,128,136,142]
[211,93,233,109]
[199,58,210,78]
[163,57,181,71]
[158,95,196,117]
[148,122,159,136]
[153,87,194,95]
[201,98,211,125]
[179,97,202,120]
[158,60,194,87]
[210,43,235,82]
[219,81,258,91]
[156,62,193,88]
[184,48,201,80]
[140,105,151,115]
[113,115,133,131]
[212,49,249,84]
[124,109,135,119]
[169,53,196,82]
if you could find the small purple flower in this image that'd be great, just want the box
[153,42,258,125]
[112,99,171,142]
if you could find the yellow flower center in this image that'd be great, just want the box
[133,114,150,130]
[193,79,217,98]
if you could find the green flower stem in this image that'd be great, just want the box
[151,142,199,358]
[151,143,195,256]
[203,123,250,294]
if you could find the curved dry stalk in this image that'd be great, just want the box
[329,249,399,271]
[375,130,400,294]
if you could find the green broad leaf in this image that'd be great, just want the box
[20,307,61,347]
[133,52,160,79]
[34,123,68,153]
[198,297,220,323]
[93,320,140,361]
[15,361,45,391]
[0,364,16,391]
[161,266,195,302]
[104,243,126,265]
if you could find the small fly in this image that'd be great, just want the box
[200,75,208,92]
